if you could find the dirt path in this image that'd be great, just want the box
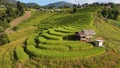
[5,11,31,34]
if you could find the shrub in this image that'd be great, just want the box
[0,32,9,46]
[12,26,19,31]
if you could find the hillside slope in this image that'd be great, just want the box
[1,7,120,68]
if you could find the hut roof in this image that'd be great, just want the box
[76,29,96,37]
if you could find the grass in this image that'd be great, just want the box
[25,7,105,59]
[42,32,62,40]
[0,37,27,68]
[54,27,74,33]
[17,12,56,29]
[8,26,37,41]
[15,47,29,62]
[0,7,112,68]
[48,29,70,36]
[27,33,38,46]
[26,45,105,59]
[17,7,120,67]
[0,8,6,11]
[23,7,107,67]
[38,44,69,51]
[108,19,120,28]
[38,36,63,45]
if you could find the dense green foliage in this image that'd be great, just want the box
[101,8,119,20]
[0,1,25,29]
[0,32,9,45]
[0,1,26,45]
[16,1,25,16]
[0,25,9,46]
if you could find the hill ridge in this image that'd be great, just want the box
[45,1,73,8]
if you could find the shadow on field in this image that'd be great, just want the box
[63,35,79,41]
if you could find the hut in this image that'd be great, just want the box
[50,10,54,12]
[104,4,111,9]
[95,40,104,46]
[0,4,5,8]
[75,29,96,42]
[94,37,105,47]
[55,9,62,12]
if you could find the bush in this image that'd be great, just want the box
[101,8,120,20]
[12,26,19,31]
[0,26,4,32]
[0,32,9,46]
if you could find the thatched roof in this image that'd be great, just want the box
[75,29,96,37]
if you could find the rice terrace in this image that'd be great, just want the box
[1,0,120,68]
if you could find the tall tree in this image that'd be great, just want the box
[16,1,25,16]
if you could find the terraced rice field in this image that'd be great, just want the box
[15,7,105,62]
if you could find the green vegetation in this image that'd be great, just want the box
[0,1,25,29]
[16,1,25,16]
[3,5,120,68]
[15,47,29,62]
[26,33,38,46]
[42,32,62,40]
[38,44,69,51]
[26,45,105,58]
[0,1,26,46]
[22,7,105,60]
[108,19,120,27]
[0,32,9,45]
[101,7,119,20]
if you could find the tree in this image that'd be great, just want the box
[101,9,108,18]
[64,5,70,8]
[101,8,120,20]
[114,9,119,20]
[12,26,19,31]
[16,1,25,16]
[0,26,4,32]
[0,32,9,46]
[73,4,77,13]
[6,6,16,17]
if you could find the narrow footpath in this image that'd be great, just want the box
[5,11,31,34]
